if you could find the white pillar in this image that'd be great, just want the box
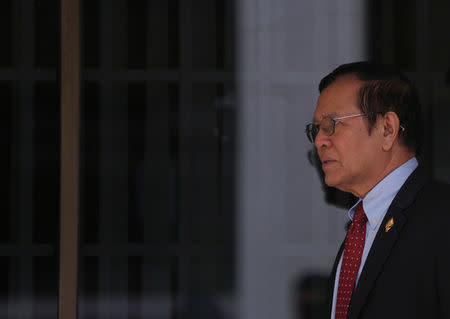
[237,1,369,318]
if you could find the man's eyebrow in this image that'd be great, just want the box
[313,112,338,123]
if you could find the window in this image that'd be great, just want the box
[3,0,236,318]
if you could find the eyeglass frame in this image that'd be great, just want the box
[305,112,405,143]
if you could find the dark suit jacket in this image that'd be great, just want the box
[327,166,450,319]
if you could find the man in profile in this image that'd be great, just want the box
[306,62,450,319]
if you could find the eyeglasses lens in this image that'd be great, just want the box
[307,117,335,143]
[306,124,316,143]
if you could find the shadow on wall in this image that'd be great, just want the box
[293,273,329,319]
[307,149,357,209]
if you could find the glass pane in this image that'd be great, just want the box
[188,256,234,293]
[0,0,12,67]
[146,0,179,69]
[179,256,234,318]
[192,0,226,70]
[81,81,100,243]
[33,256,59,319]
[393,0,416,70]
[127,82,179,243]
[83,0,179,69]
[127,0,178,69]
[80,81,130,244]
[33,81,60,244]
[126,0,147,68]
[82,0,100,68]
[128,0,179,69]
[80,1,236,318]
[35,0,59,68]
[78,256,98,319]
[1,1,60,318]
[80,81,179,245]
[82,0,179,69]
[189,83,235,244]
[78,256,176,319]
[128,257,176,319]
[0,82,12,243]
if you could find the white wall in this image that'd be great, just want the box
[237,1,369,318]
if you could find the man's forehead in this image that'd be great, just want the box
[313,75,363,122]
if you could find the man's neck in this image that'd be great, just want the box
[357,151,416,198]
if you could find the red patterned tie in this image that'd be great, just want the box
[335,202,367,319]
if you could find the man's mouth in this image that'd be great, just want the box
[322,159,336,166]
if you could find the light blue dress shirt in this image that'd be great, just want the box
[330,157,418,319]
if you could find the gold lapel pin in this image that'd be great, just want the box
[385,217,394,232]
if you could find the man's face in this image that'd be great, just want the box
[313,75,384,196]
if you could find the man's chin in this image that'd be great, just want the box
[325,177,352,195]
[324,175,337,188]
[324,176,345,191]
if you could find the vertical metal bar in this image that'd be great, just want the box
[111,6,129,314]
[178,0,193,313]
[224,0,234,71]
[98,1,113,318]
[15,0,34,317]
[59,0,80,318]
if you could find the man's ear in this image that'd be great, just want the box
[381,111,401,151]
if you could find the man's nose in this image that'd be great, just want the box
[314,128,331,149]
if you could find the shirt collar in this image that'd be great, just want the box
[348,157,418,230]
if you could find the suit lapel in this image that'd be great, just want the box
[347,206,407,319]
[346,166,428,319]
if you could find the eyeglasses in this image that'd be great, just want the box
[305,113,369,143]
[305,112,405,143]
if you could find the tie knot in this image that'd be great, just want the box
[353,202,366,223]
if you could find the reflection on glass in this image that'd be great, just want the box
[79,256,177,318]
[0,257,57,318]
